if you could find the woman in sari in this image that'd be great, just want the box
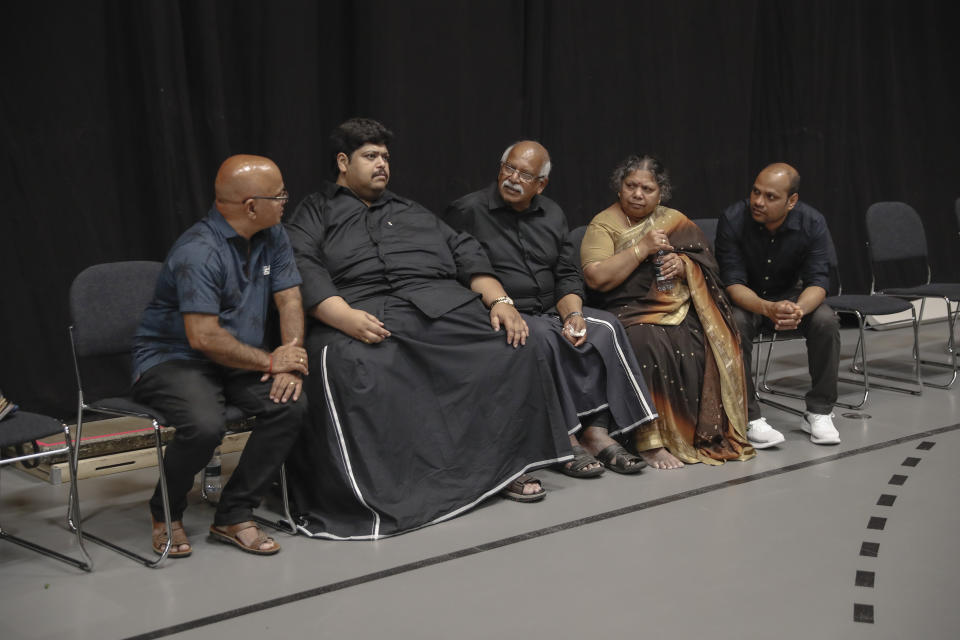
[581,154,755,469]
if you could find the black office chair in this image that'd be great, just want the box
[69,262,296,567]
[865,202,960,389]
[69,261,177,567]
[1,411,92,571]
[757,232,922,409]
[690,218,718,253]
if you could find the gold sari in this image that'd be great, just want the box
[582,204,754,464]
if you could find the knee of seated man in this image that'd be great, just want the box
[806,303,840,333]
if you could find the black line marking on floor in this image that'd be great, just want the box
[917,441,935,450]
[876,494,897,506]
[867,516,887,530]
[902,457,921,467]
[123,422,960,640]
[889,474,908,485]
[855,570,876,588]
[854,603,875,623]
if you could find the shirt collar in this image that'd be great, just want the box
[207,206,239,238]
[322,180,406,208]
[750,199,804,235]
[487,182,545,215]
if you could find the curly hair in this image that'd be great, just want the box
[609,154,673,202]
[329,118,394,178]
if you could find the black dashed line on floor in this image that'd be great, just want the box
[855,570,876,588]
[854,438,935,624]
[854,603,875,623]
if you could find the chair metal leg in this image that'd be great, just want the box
[757,334,808,404]
[914,297,958,389]
[2,422,92,572]
[77,417,172,568]
[252,465,298,535]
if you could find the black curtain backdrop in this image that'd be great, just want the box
[3,0,958,417]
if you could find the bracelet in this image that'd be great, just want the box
[268,354,273,374]
[633,245,643,262]
[563,310,583,323]
[490,296,514,308]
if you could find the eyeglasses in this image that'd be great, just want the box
[250,189,289,202]
[500,162,541,184]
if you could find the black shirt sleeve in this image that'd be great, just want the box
[285,192,341,310]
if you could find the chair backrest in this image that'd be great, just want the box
[568,225,587,258]
[69,261,163,359]
[864,202,930,290]
[691,218,718,252]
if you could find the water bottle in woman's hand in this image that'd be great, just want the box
[654,249,674,292]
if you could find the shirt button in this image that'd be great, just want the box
[767,258,772,263]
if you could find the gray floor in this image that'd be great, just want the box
[2,322,959,640]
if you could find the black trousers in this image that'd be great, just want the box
[133,359,306,526]
[732,302,840,420]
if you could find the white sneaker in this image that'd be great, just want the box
[746,417,785,448]
[801,412,841,445]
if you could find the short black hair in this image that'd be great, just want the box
[329,118,394,178]
[610,154,673,202]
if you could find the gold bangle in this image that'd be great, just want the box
[633,244,643,262]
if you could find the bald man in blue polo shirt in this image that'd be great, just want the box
[133,155,307,557]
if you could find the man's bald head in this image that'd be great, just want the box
[214,154,282,205]
[749,162,800,232]
[497,140,551,212]
[214,154,287,238]
[500,141,552,179]
[758,162,801,197]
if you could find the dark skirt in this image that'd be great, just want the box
[523,307,657,436]
[288,296,573,539]
[625,310,749,464]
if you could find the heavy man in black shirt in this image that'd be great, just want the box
[445,141,657,477]
[283,120,575,539]
[715,163,841,447]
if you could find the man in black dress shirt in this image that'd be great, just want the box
[715,163,841,446]
[444,141,657,477]
[283,120,576,539]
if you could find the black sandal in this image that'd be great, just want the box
[558,444,605,478]
[500,473,546,502]
[596,443,646,475]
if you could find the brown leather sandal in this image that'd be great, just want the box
[499,473,546,503]
[152,520,192,558]
[208,521,280,555]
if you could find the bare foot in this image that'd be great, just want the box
[638,447,684,470]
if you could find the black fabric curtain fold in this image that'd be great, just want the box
[2,0,958,415]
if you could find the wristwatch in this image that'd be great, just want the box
[490,296,514,308]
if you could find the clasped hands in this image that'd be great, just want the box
[639,228,685,281]
[765,299,804,331]
[261,339,309,403]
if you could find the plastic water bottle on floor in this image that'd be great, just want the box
[204,447,222,503]
[654,249,674,292]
